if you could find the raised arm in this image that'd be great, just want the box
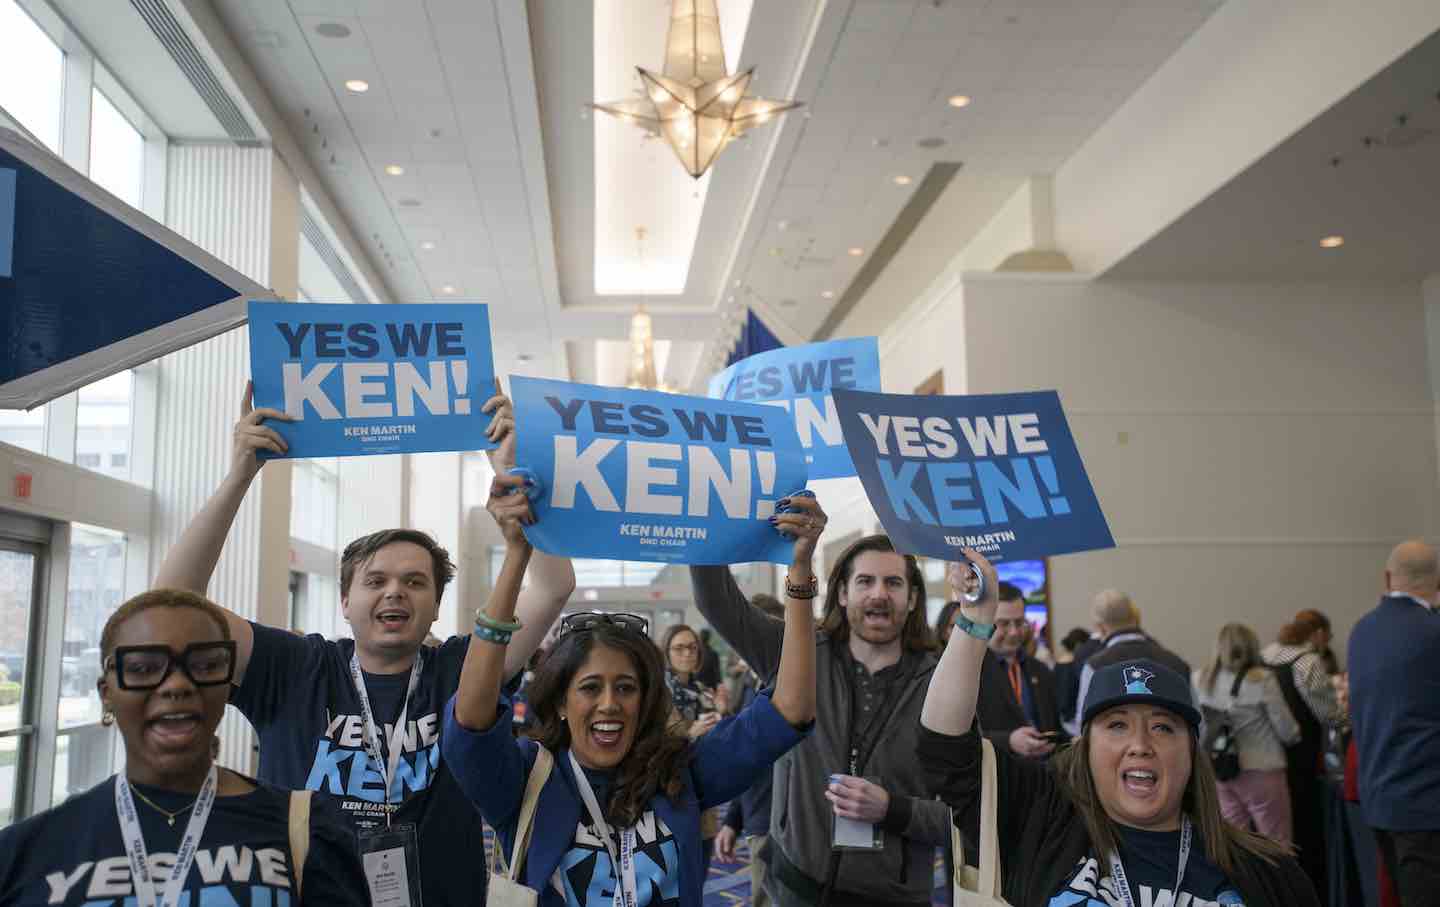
[920,548,1000,735]
[153,382,294,681]
[476,387,576,678]
[453,472,534,731]
[767,494,823,726]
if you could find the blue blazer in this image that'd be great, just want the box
[443,690,807,906]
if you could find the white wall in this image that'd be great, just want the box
[958,274,1436,667]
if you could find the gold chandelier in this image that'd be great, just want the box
[592,0,802,179]
[625,227,668,391]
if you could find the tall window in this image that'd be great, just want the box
[75,371,134,480]
[0,409,45,456]
[53,525,125,806]
[0,0,64,152]
[88,87,144,208]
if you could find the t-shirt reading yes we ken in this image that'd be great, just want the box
[230,622,485,906]
[0,774,366,905]
[1048,825,1244,907]
[556,769,682,907]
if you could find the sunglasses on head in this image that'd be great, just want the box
[556,611,650,640]
[105,641,237,691]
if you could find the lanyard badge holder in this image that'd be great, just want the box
[351,651,426,907]
[569,751,640,907]
[829,771,885,851]
[115,765,219,907]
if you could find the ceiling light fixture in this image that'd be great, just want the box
[848,247,864,257]
[1319,235,1345,249]
[893,174,913,186]
[591,0,802,178]
[384,164,404,176]
[821,290,835,299]
[419,241,436,251]
[344,79,370,93]
[625,227,671,391]
[440,285,456,295]
[948,94,972,108]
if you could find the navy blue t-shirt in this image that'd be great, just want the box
[1047,825,1243,907]
[0,772,367,905]
[229,623,484,906]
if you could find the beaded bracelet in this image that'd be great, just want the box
[785,573,819,600]
[473,611,523,633]
[472,623,514,645]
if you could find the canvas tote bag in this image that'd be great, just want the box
[952,737,1011,905]
[487,745,556,907]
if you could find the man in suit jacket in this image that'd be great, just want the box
[976,582,1066,758]
[1349,539,1440,907]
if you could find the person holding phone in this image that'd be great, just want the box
[974,582,1067,759]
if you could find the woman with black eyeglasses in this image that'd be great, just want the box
[0,588,368,906]
[442,471,820,906]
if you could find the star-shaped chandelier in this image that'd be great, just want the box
[592,0,802,179]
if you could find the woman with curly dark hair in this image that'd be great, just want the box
[442,470,819,906]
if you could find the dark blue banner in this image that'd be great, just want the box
[834,388,1114,561]
[248,301,496,458]
[512,377,808,565]
[708,337,880,480]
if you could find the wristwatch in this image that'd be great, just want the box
[952,611,996,641]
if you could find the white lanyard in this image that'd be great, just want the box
[568,751,638,907]
[1109,816,1192,907]
[350,650,422,827]
[114,765,219,907]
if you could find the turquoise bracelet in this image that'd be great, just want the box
[473,611,523,633]
[952,612,996,642]
[472,623,514,645]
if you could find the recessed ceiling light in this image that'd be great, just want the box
[848,247,864,257]
[821,290,835,299]
[315,22,351,38]
[892,174,913,186]
[419,241,436,251]
[344,79,370,93]
[441,285,457,295]
[948,94,972,108]
[1319,235,1345,249]
[384,164,405,176]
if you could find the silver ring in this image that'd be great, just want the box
[961,562,985,603]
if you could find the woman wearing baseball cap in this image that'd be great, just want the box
[918,549,1318,907]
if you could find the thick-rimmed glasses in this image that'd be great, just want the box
[105,642,237,691]
[556,611,650,640]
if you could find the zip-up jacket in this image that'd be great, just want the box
[690,566,950,905]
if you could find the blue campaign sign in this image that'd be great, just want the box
[833,388,1114,562]
[707,337,880,480]
[248,301,496,458]
[511,376,809,565]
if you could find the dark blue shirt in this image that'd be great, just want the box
[0,773,367,905]
[1047,825,1241,907]
[1348,594,1440,830]
[230,623,484,905]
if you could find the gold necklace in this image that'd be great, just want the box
[129,785,199,827]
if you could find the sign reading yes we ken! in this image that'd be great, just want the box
[512,376,808,565]
[708,337,880,479]
[248,301,496,458]
[834,388,1114,561]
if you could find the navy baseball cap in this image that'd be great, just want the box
[1081,660,1202,731]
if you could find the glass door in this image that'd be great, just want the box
[0,540,43,828]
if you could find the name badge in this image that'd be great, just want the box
[359,823,424,907]
[827,774,884,852]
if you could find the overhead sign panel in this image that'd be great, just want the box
[0,127,267,409]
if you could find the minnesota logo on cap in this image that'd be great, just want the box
[1122,665,1155,695]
